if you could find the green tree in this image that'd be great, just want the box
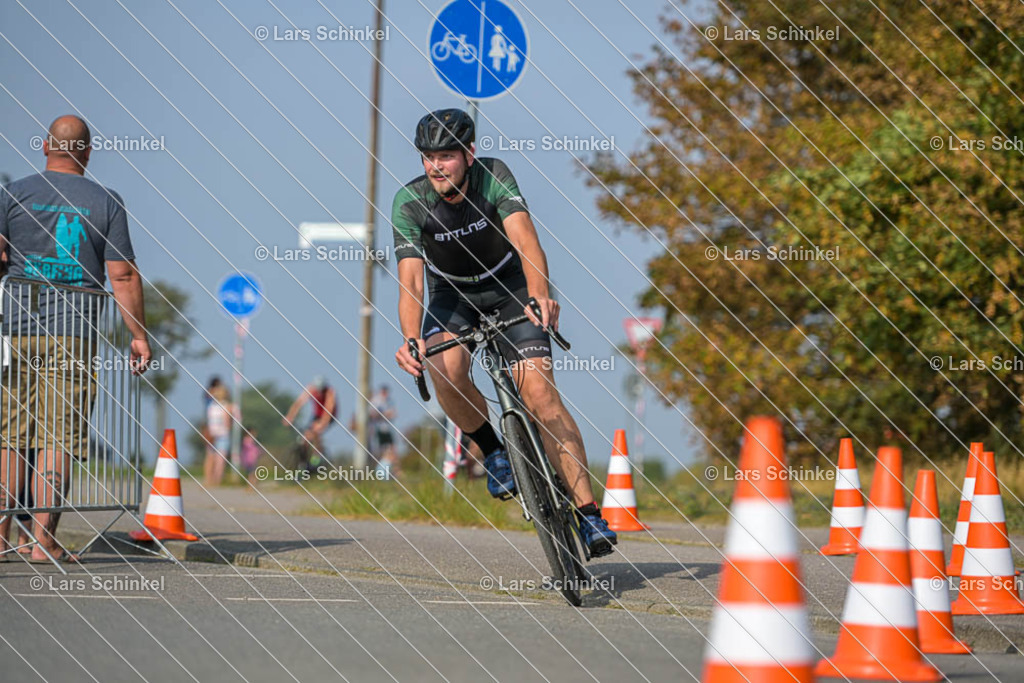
[588,1,1024,462]
[142,281,212,437]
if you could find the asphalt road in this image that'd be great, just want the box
[0,557,1021,682]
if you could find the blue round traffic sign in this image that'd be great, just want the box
[428,0,528,101]
[218,272,262,318]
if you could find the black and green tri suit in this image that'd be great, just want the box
[391,157,551,363]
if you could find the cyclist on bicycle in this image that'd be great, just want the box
[282,375,337,464]
[392,108,617,557]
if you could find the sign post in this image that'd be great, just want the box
[624,317,663,474]
[218,272,263,470]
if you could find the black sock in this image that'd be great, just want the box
[467,422,502,456]
[577,502,599,516]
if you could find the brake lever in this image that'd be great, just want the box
[408,338,431,401]
[527,298,571,351]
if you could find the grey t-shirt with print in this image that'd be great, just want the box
[0,171,135,336]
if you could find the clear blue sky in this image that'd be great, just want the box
[0,0,707,469]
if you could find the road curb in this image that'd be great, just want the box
[59,528,1024,653]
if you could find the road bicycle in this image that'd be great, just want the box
[409,298,590,606]
[289,430,328,476]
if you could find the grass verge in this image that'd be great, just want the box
[285,456,1024,535]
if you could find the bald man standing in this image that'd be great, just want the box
[0,115,151,563]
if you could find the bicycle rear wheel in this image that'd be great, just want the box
[503,414,585,606]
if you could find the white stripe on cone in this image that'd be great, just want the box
[842,583,918,627]
[830,505,865,529]
[725,501,798,558]
[602,488,637,509]
[607,455,632,475]
[908,518,944,552]
[858,507,909,550]
[970,494,1006,524]
[145,494,185,518]
[154,458,181,480]
[835,468,861,490]
[912,578,953,613]
[951,520,970,546]
[961,547,1015,577]
[705,605,814,663]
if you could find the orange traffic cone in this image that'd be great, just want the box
[600,429,648,532]
[909,470,972,654]
[702,416,815,683]
[950,450,1024,615]
[815,446,941,681]
[820,437,865,555]
[947,442,983,577]
[129,429,199,542]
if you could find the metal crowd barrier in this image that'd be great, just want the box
[1,275,149,567]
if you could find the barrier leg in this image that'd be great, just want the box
[13,516,67,575]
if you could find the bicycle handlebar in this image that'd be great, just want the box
[409,297,571,402]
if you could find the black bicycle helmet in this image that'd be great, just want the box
[414,108,475,152]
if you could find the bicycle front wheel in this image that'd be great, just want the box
[503,414,584,606]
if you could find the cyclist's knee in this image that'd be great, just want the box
[521,380,563,417]
[427,348,472,388]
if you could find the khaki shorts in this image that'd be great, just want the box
[1,335,96,457]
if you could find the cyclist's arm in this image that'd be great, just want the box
[393,186,428,374]
[398,257,425,340]
[504,212,550,300]
[283,390,308,424]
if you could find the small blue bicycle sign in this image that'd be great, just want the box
[218,272,263,319]
[431,31,478,64]
[428,0,528,101]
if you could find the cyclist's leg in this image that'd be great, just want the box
[306,424,326,465]
[493,286,597,508]
[510,344,617,554]
[515,361,596,507]
[426,286,516,496]
[422,289,490,434]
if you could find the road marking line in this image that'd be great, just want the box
[9,594,160,599]
[421,600,540,605]
[224,597,359,602]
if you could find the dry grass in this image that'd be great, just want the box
[309,476,531,531]
[284,456,1024,534]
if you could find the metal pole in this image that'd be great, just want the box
[634,352,646,475]
[355,0,385,469]
[230,319,247,468]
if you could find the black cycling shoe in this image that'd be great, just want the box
[484,448,516,499]
[579,512,618,558]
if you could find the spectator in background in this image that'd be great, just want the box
[203,376,223,411]
[0,114,150,563]
[369,385,398,477]
[200,375,223,448]
[240,426,261,486]
[204,384,237,487]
